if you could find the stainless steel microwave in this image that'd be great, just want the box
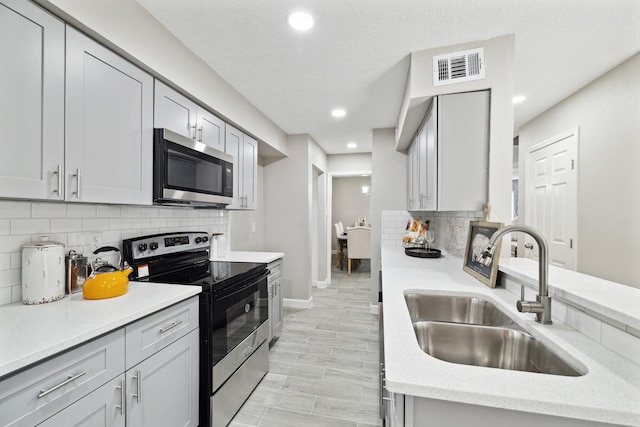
[153,128,233,207]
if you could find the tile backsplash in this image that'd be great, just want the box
[381,210,482,258]
[0,200,229,306]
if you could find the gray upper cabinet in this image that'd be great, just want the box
[407,90,489,212]
[0,0,65,200]
[65,26,153,205]
[154,80,225,152]
[225,124,257,210]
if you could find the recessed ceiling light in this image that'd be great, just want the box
[347,142,357,149]
[513,95,527,104]
[287,11,314,31]
[331,109,346,118]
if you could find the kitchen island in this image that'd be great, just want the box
[381,246,640,426]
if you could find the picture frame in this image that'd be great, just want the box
[463,221,503,288]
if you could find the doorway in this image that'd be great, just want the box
[326,172,372,285]
[525,128,578,269]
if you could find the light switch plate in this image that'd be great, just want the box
[90,232,103,252]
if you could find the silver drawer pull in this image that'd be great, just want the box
[38,371,86,399]
[159,319,183,333]
[133,370,142,403]
[116,380,125,415]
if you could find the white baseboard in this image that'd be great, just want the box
[316,280,327,289]
[370,302,379,315]
[283,296,313,309]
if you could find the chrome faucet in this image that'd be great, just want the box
[476,224,552,324]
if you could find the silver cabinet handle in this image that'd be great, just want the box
[159,319,183,333]
[116,380,125,415]
[53,165,62,197]
[190,124,197,140]
[38,371,86,399]
[72,168,81,199]
[198,126,203,142]
[133,370,142,403]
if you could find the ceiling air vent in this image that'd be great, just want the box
[433,47,485,86]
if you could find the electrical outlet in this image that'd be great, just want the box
[251,222,256,233]
[90,232,103,252]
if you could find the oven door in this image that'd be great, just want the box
[203,273,268,392]
[153,128,233,207]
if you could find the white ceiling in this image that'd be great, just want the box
[136,0,640,155]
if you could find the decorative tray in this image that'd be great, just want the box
[404,247,442,258]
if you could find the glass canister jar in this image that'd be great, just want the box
[65,250,89,294]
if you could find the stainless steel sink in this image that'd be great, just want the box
[405,293,514,327]
[412,321,585,376]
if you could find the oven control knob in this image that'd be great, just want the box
[149,242,159,251]
[138,243,148,252]
[202,236,209,243]
[195,237,202,244]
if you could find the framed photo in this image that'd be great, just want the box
[463,221,503,288]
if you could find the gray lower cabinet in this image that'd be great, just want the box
[39,375,127,427]
[0,297,199,427]
[267,259,284,342]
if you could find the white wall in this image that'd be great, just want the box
[36,0,288,158]
[0,200,229,306]
[371,128,408,302]
[229,165,265,251]
[519,52,640,288]
[328,153,372,174]
[263,135,327,304]
[331,177,372,250]
[399,35,515,228]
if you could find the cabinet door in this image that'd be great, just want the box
[242,134,258,210]
[272,276,283,338]
[154,79,198,140]
[407,139,419,210]
[126,330,199,427]
[225,124,243,209]
[65,26,153,205]
[196,109,225,152]
[0,0,64,200]
[423,98,437,211]
[437,91,489,211]
[39,375,126,427]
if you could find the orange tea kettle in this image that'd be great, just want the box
[83,246,132,300]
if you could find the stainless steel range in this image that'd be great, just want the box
[123,231,269,427]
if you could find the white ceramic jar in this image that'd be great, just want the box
[22,236,65,304]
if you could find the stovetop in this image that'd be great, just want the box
[122,232,267,292]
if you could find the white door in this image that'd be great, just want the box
[242,134,258,209]
[225,124,243,209]
[525,128,578,269]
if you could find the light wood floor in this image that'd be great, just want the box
[230,258,381,427]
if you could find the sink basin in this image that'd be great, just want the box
[405,293,514,327]
[412,321,585,376]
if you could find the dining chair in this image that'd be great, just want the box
[334,223,347,269]
[346,227,371,275]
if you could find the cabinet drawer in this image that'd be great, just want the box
[0,329,125,427]
[267,259,283,281]
[125,296,199,369]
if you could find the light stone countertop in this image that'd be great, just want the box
[381,246,640,426]
[210,251,284,264]
[0,282,200,379]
